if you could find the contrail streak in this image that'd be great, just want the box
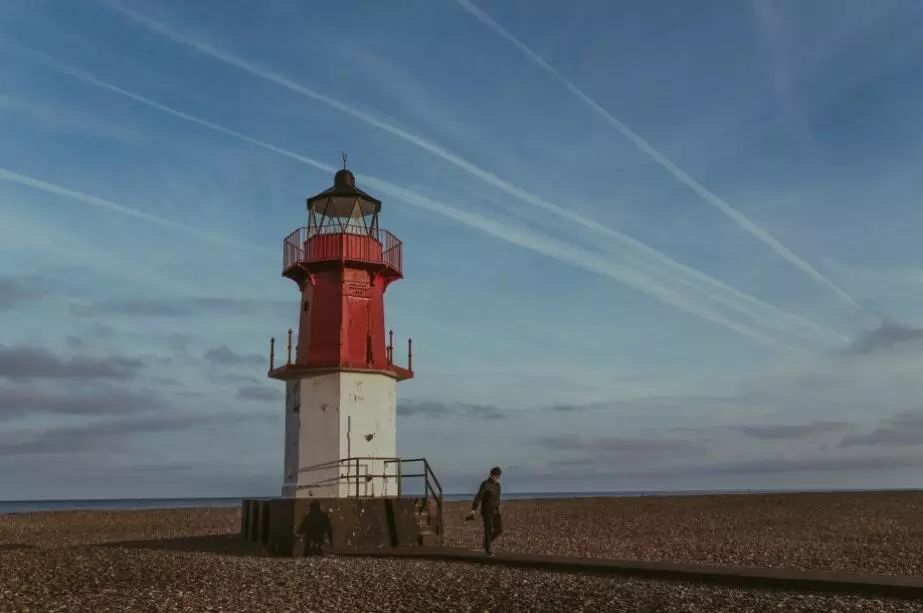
[6,46,807,348]
[0,203,207,296]
[0,168,273,256]
[456,0,858,310]
[92,3,847,346]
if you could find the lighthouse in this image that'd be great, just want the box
[268,165,413,499]
[241,165,440,555]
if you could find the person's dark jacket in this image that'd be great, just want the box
[472,478,501,515]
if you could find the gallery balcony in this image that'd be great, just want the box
[281,226,403,285]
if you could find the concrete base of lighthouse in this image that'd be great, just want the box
[240,497,442,556]
[244,366,443,556]
[281,370,398,498]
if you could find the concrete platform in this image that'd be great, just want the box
[334,547,923,600]
[240,497,442,556]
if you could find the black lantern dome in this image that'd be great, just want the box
[306,166,382,237]
[307,168,381,219]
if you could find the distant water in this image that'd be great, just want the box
[1,488,901,515]
[0,497,247,515]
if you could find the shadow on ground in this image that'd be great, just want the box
[99,533,269,557]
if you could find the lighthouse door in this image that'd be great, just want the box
[347,296,370,367]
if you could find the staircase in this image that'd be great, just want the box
[287,456,445,547]
[414,497,441,546]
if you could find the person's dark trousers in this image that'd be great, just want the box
[481,511,503,553]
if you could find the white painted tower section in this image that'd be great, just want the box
[282,371,398,498]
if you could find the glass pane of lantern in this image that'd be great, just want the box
[316,195,377,219]
[345,217,366,235]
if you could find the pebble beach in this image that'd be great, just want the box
[2,491,923,612]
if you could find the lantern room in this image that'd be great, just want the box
[307,168,381,237]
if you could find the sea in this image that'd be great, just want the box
[0,489,897,515]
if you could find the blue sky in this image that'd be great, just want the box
[2,0,923,498]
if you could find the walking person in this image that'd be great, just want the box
[467,466,503,556]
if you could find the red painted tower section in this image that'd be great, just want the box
[269,168,412,381]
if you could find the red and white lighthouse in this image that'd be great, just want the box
[268,166,413,499]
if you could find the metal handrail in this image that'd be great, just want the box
[292,456,443,536]
[282,226,402,274]
[395,457,443,536]
[269,331,410,374]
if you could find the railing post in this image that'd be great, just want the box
[355,458,360,498]
[408,338,413,372]
[269,338,275,372]
[396,459,402,497]
[287,329,293,365]
[388,330,394,364]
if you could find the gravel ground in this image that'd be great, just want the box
[1,492,922,612]
[443,491,923,575]
[3,546,923,613]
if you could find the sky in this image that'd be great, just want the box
[2,0,923,499]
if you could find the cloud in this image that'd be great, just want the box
[523,451,923,481]
[686,454,923,476]
[236,386,281,402]
[825,260,923,294]
[0,410,271,456]
[218,374,263,385]
[70,297,290,318]
[0,204,204,296]
[538,434,707,462]
[0,383,163,421]
[65,336,87,351]
[839,412,923,448]
[0,167,273,256]
[843,319,923,355]
[0,345,141,380]
[0,92,144,143]
[546,394,751,416]
[0,275,48,310]
[68,12,842,349]
[398,400,506,420]
[194,297,289,315]
[750,0,817,146]
[547,404,599,414]
[204,345,264,366]
[165,333,194,353]
[731,421,848,440]
[72,300,190,317]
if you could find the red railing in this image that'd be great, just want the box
[269,330,411,374]
[283,227,402,275]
